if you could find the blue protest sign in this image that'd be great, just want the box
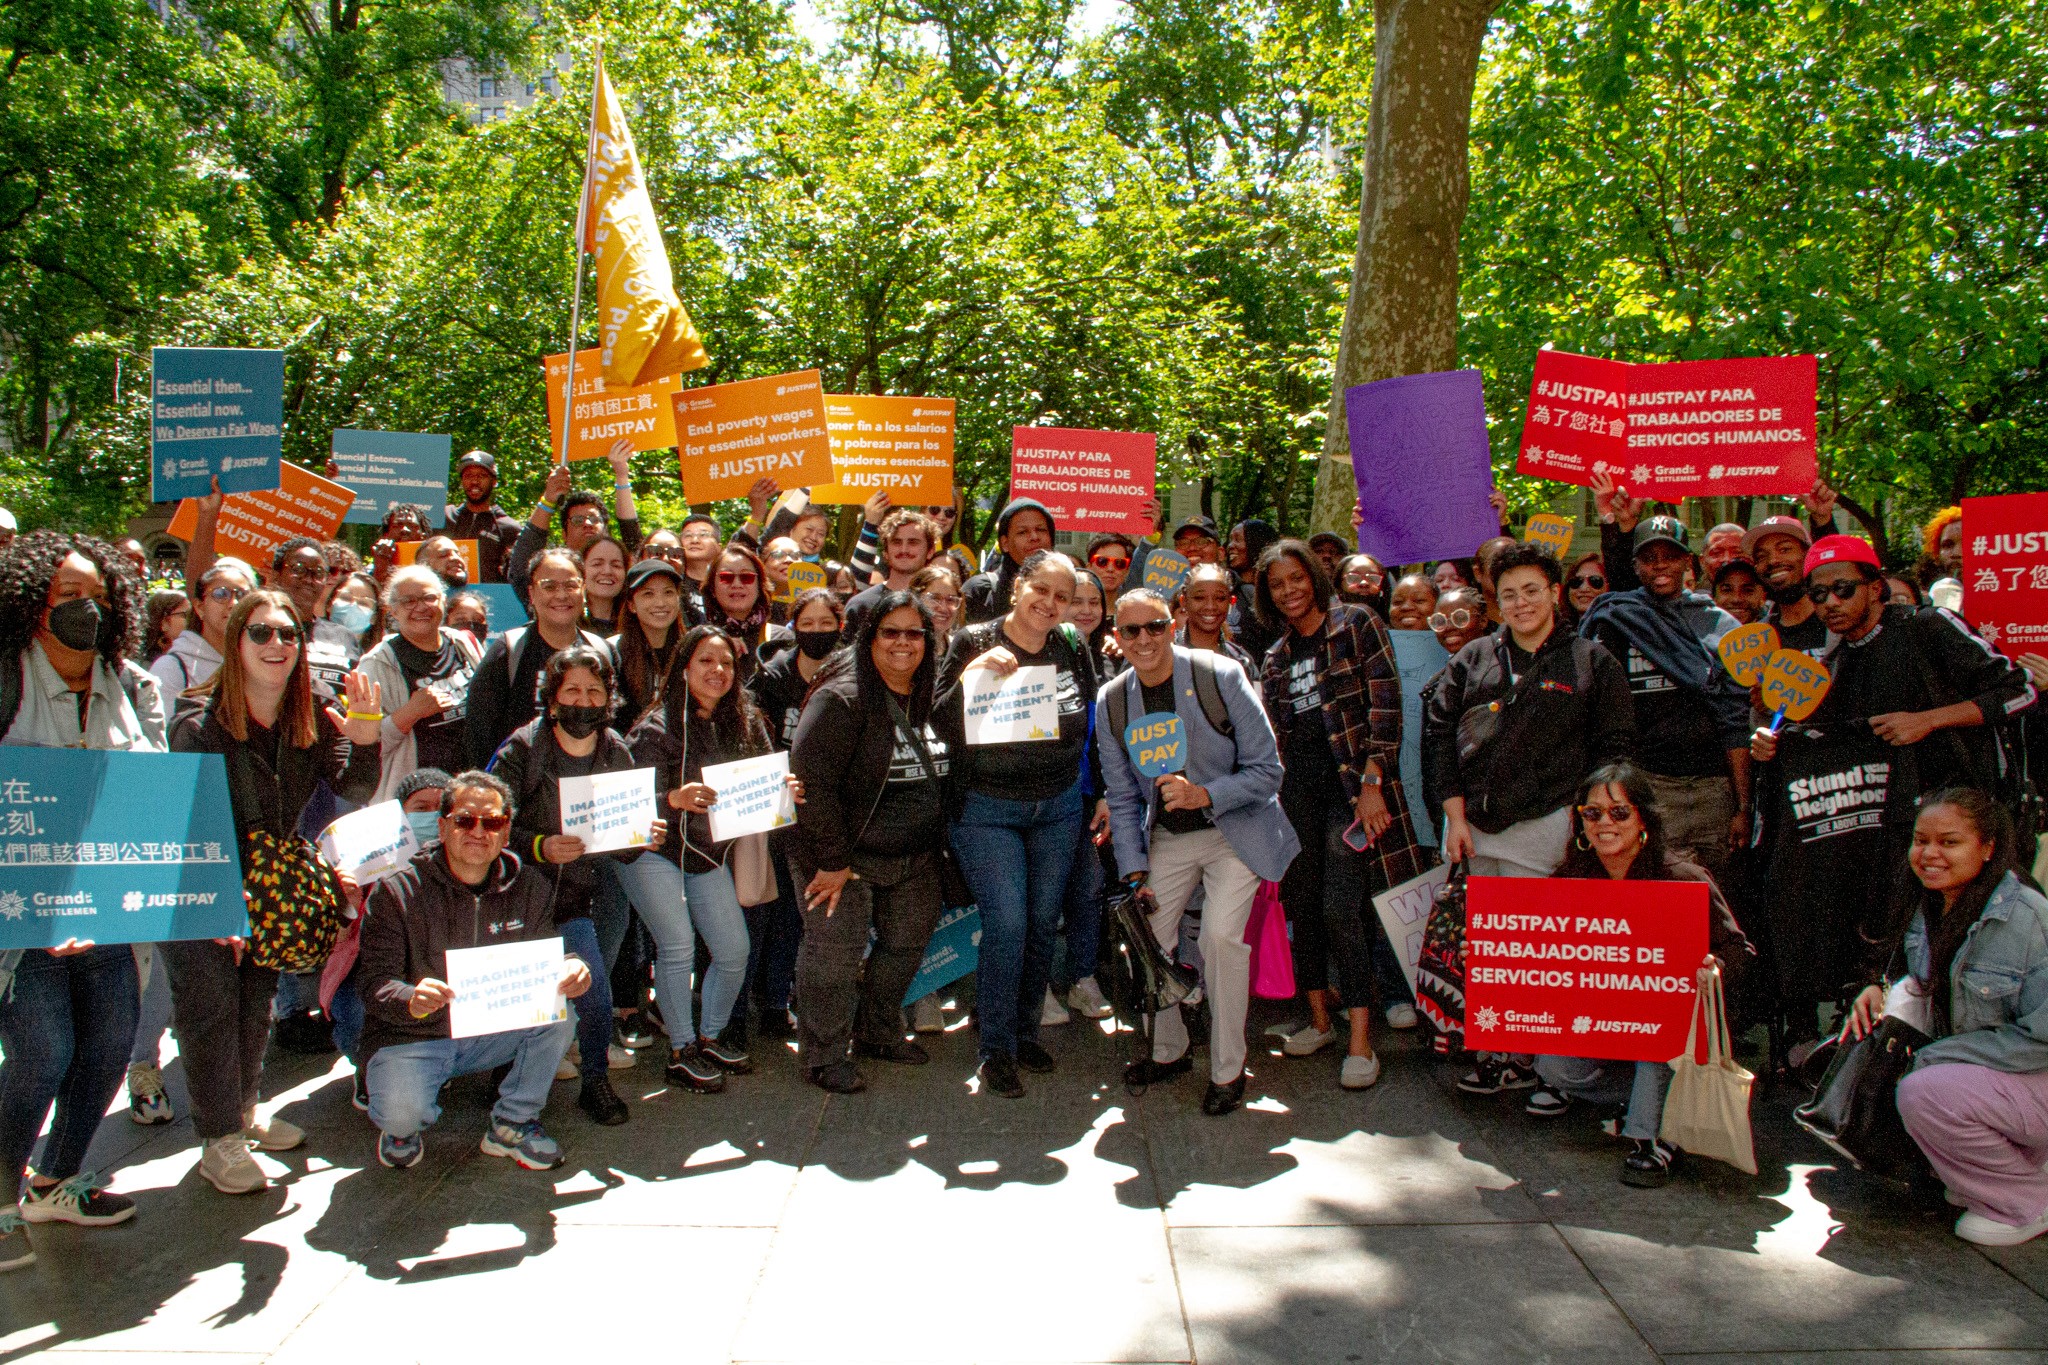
[1139,546,1191,599]
[1389,629,1450,848]
[1124,711,1185,778]
[150,347,284,501]
[332,429,453,527]
[465,583,528,639]
[0,749,249,949]
[903,903,980,1005]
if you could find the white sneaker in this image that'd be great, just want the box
[556,1051,580,1082]
[242,1107,303,1152]
[1066,977,1114,1019]
[1040,986,1071,1027]
[1282,1024,1338,1057]
[607,1044,636,1070]
[1384,1003,1419,1030]
[200,1134,267,1195]
[1956,1206,2048,1247]
[1340,1053,1383,1090]
[912,994,945,1034]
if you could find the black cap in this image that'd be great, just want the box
[1633,515,1689,555]
[457,450,497,473]
[624,557,685,594]
[1172,515,1221,543]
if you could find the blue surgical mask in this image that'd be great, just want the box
[330,600,374,634]
[405,811,441,845]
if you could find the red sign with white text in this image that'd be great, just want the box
[1962,492,2048,658]
[1517,350,1817,500]
[1463,875,1709,1063]
[1009,427,1157,536]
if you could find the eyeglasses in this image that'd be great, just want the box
[280,563,329,582]
[394,593,444,611]
[1090,555,1131,571]
[1116,619,1173,640]
[533,578,582,595]
[1569,574,1606,590]
[715,571,758,587]
[1805,580,1865,604]
[564,513,606,530]
[1577,804,1637,825]
[680,529,720,544]
[1427,608,1475,630]
[1496,588,1552,606]
[243,623,301,647]
[921,592,961,609]
[205,584,248,604]
[448,812,512,833]
[876,626,925,643]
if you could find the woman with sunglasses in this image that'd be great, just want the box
[706,544,788,681]
[1522,762,1749,1188]
[151,557,257,699]
[356,565,483,803]
[1085,534,1137,597]
[167,590,383,1195]
[622,627,799,1092]
[580,536,630,635]
[1562,552,1609,626]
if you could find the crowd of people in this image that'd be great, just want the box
[2,449,2046,1277]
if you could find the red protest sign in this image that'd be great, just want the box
[1463,875,1709,1063]
[1009,427,1156,536]
[1517,350,1817,500]
[1962,492,2048,658]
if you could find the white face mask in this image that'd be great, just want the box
[330,600,374,634]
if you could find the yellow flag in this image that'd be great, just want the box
[583,64,709,387]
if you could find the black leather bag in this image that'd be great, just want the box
[1100,891,1201,1031]
[1792,1017,1934,1181]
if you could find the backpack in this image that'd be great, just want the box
[0,650,150,740]
[1101,649,1236,746]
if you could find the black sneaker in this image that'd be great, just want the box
[1015,1039,1057,1074]
[697,1036,754,1075]
[1621,1138,1678,1188]
[274,1009,336,1055]
[19,1174,135,1227]
[664,1043,727,1093]
[1457,1059,1540,1095]
[615,1011,657,1050]
[977,1054,1025,1098]
[852,1039,929,1065]
[578,1076,630,1126]
[757,1008,795,1041]
[1202,1072,1248,1116]
[352,1067,370,1114]
[1524,1086,1571,1118]
[807,1061,867,1094]
[1124,1053,1193,1088]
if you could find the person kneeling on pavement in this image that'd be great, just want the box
[355,769,591,1171]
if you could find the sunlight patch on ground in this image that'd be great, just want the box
[396,1222,528,1274]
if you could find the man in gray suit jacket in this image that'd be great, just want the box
[1098,589,1299,1115]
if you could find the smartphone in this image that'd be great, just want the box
[1342,819,1372,853]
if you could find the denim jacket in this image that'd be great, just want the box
[1903,871,2048,1074]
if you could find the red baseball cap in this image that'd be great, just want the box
[1741,515,1810,558]
[1804,534,1881,576]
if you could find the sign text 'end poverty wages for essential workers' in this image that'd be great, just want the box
[672,370,833,503]
[1008,427,1157,536]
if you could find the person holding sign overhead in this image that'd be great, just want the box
[508,438,644,608]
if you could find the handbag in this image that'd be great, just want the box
[1660,962,1758,1174]
[241,829,349,974]
[1414,861,1469,1049]
[731,831,779,907]
[1243,879,1295,999]
[1100,890,1201,1033]
[1793,1014,1933,1181]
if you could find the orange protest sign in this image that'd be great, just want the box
[1758,648,1831,722]
[1522,513,1575,560]
[167,460,355,564]
[1717,622,1780,687]
[544,349,682,462]
[809,395,956,505]
[395,538,483,582]
[785,561,830,599]
[672,370,832,503]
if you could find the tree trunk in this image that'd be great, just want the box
[1310,0,1501,534]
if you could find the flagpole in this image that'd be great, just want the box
[559,36,605,468]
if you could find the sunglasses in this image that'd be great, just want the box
[243,623,301,647]
[648,547,688,563]
[1090,555,1131,570]
[1805,579,1865,604]
[1577,804,1637,825]
[1116,619,1173,640]
[205,584,248,604]
[1569,574,1606,590]
[448,812,512,833]
[280,562,330,582]
[715,571,758,587]
[876,626,925,643]
[1427,608,1475,630]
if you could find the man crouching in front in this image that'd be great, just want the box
[354,769,589,1171]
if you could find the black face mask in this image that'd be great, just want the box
[796,629,839,660]
[552,703,609,739]
[45,597,105,653]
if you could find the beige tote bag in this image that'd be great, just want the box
[1660,962,1757,1174]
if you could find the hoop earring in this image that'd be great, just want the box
[1574,833,1591,850]
[1637,830,1649,847]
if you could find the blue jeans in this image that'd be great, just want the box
[559,916,613,1079]
[129,944,173,1067]
[1053,821,1104,989]
[1534,1055,1673,1141]
[330,978,364,1059]
[0,945,139,1195]
[367,1019,574,1138]
[611,854,750,1046]
[950,782,1085,1060]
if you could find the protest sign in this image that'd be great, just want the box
[1758,648,1831,723]
[1124,712,1185,778]
[810,395,956,504]
[1463,875,1709,1063]
[904,903,981,1005]
[1372,864,1449,992]
[673,370,832,502]
[166,460,355,564]
[1961,491,2048,657]
[560,768,658,854]
[545,348,684,462]
[1522,512,1576,560]
[317,801,418,886]
[394,537,483,583]
[464,583,528,638]
[703,751,797,841]
[1346,370,1501,565]
[1516,349,1818,500]
[962,664,1059,745]
[332,430,452,526]
[445,937,570,1039]
[1717,622,1780,687]
[0,749,248,950]
[785,561,830,600]
[1389,630,1450,847]
[151,347,285,501]
[1138,547,1191,599]
[1008,427,1157,536]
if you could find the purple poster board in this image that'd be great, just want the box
[1346,369,1500,565]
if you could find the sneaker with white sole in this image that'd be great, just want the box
[480,1118,564,1170]
[127,1063,173,1125]
[242,1108,303,1152]
[378,1130,424,1170]
[199,1133,267,1195]
[1040,986,1071,1026]
[1282,1024,1338,1057]
[912,993,945,1034]
[19,1172,135,1226]
[1383,1003,1419,1030]
[0,1209,30,1273]
[556,1050,580,1082]
[1457,1058,1540,1094]
[1524,1085,1571,1118]
[1066,977,1114,1020]
[1956,1206,2048,1247]
[1340,1053,1382,1089]
[607,1044,636,1070]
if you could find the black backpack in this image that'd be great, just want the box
[1101,649,1236,747]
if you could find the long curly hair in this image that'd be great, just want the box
[0,530,145,666]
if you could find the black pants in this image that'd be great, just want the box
[791,850,943,1070]
[160,940,279,1141]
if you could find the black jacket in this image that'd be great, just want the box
[486,717,652,914]
[354,846,572,1058]
[170,702,381,844]
[445,502,524,583]
[962,556,1020,625]
[1423,627,1634,833]
[626,696,776,873]
[749,645,816,752]
[464,625,616,770]
[789,666,957,872]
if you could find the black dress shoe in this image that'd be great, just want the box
[1015,1039,1057,1074]
[1202,1072,1247,1116]
[853,1039,929,1065]
[578,1076,630,1126]
[808,1061,868,1093]
[978,1054,1025,1098]
[1123,1053,1193,1087]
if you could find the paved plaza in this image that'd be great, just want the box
[2,997,2045,1364]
